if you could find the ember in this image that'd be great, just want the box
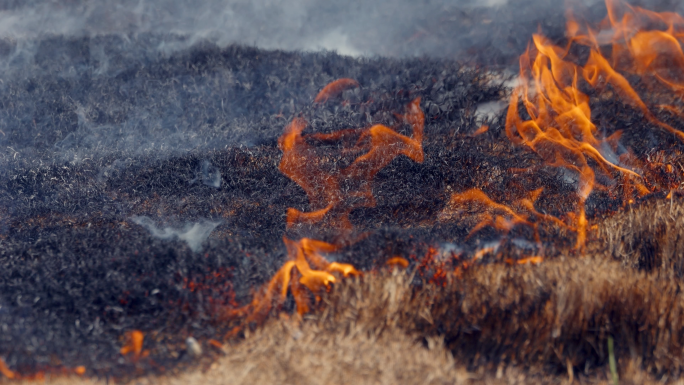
[120,330,146,361]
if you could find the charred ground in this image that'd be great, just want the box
[0,34,510,377]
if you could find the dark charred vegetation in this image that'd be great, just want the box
[0,35,512,377]
[0,32,500,166]
[1,10,684,381]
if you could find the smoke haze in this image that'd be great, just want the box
[0,0,679,166]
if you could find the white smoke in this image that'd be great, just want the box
[189,160,222,188]
[131,216,222,252]
[0,0,516,58]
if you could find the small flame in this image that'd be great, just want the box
[313,78,360,104]
[244,237,358,322]
[440,188,565,245]
[506,256,544,265]
[0,357,15,379]
[472,246,497,261]
[208,339,223,350]
[472,125,489,136]
[120,330,145,360]
[279,85,424,238]
[226,80,426,326]
[0,356,88,380]
[386,256,410,268]
[224,79,429,334]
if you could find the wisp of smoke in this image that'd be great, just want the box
[131,216,221,252]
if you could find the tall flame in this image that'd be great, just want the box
[505,0,684,249]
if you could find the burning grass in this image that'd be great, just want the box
[194,193,684,383]
[6,0,684,382]
[299,193,684,377]
[135,196,684,383]
[0,42,504,379]
[13,206,684,384]
[503,0,684,250]
[202,1,684,379]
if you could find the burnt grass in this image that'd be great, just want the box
[0,31,684,381]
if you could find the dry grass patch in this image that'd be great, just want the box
[591,194,684,277]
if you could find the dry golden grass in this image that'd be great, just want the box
[11,271,682,384]
[591,193,684,277]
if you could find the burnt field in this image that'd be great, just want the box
[2,0,684,383]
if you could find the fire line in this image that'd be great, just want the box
[111,0,684,369]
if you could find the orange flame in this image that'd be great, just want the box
[572,0,684,104]
[440,188,566,244]
[225,80,426,327]
[221,80,426,334]
[472,124,489,136]
[245,237,358,321]
[208,339,223,350]
[313,78,360,104]
[386,256,410,268]
[505,0,684,249]
[505,256,544,265]
[120,330,145,360]
[279,88,424,239]
[0,357,15,379]
[0,357,88,380]
[472,246,497,262]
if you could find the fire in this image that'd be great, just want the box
[568,0,684,140]
[223,80,424,328]
[279,96,424,238]
[208,339,223,350]
[120,330,146,360]
[225,0,684,339]
[505,0,684,249]
[472,125,489,136]
[0,357,14,379]
[386,256,410,268]
[313,78,360,104]
[440,188,566,244]
[0,357,87,380]
[505,256,544,265]
[245,237,358,321]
